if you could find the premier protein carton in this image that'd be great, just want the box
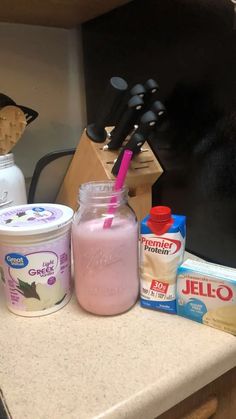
[177,259,236,336]
[140,206,186,313]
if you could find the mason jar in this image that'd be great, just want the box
[72,181,139,315]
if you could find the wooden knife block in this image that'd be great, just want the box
[56,128,163,221]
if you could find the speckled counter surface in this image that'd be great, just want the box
[0,252,236,419]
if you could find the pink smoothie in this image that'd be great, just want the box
[72,217,139,315]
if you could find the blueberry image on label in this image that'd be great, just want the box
[17,211,26,217]
[47,276,56,285]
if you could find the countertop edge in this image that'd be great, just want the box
[99,343,236,419]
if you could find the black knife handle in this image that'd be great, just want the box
[144,79,159,95]
[111,132,145,176]
[136,110,157,138]
[142,78,160,112]
[106,95,144,150]
[86,76,128,143]
[124,132,145,154]
[111,82,147,127]
[151,100,166,117]
[130,83,146,98]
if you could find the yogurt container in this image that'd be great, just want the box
[0,204,73,316]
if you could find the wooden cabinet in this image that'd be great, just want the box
[157,367,236,419]
[0,0,132,27]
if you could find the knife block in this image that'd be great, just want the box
[56,128,163,221]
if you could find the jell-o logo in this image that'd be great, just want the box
[182,279,233,301]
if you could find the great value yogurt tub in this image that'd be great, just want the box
[0,204,74,317]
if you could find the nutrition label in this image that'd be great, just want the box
[141,280,176,301]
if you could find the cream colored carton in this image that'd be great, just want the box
[140,207,186,313]
[177,259,236,335]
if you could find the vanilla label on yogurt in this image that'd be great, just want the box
[177,259,236,336]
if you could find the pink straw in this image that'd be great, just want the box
[103,150,133,229]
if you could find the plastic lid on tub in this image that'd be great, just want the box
[0,204,74,236]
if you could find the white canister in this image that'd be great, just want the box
[0,203,73,317]
[0,153,27,209]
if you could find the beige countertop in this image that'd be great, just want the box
[0,252,236,419]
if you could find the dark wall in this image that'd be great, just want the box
[82,0,236,267]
